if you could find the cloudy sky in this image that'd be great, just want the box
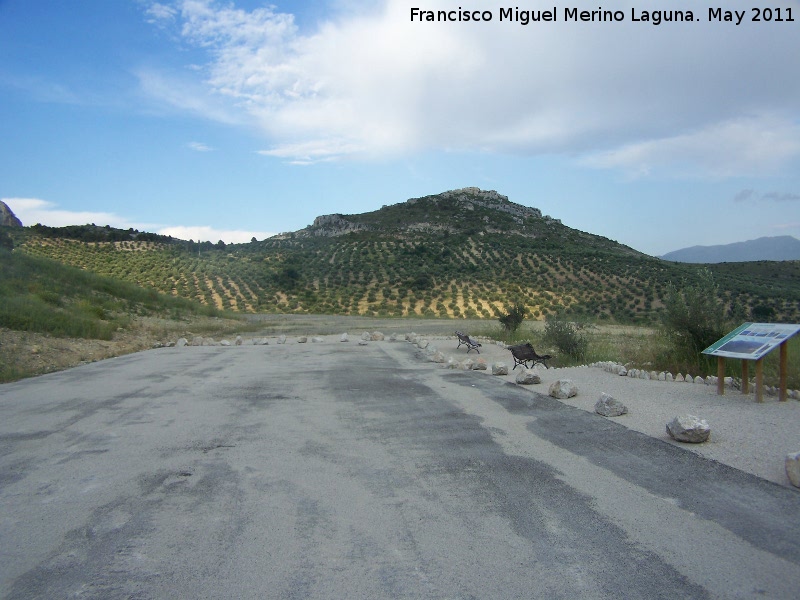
[1,0,799,255]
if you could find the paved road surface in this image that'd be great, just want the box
[1,341,799,599]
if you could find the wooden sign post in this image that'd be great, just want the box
[702,323,798,403]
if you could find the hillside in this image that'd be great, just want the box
[661,236,800,263]
[6,188,800,323]
[0,247,246,381]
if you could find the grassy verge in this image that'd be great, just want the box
[470,319,800,389]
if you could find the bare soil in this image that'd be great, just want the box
[0,315,246,382]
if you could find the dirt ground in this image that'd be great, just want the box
[0,315,247,382]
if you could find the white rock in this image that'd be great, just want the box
[220,339,231,346]
[371,331,385,341]
[361,332,371,341]
[311,337,324,343]
[340,333,349,342]
[278,335,287,345]
[515,369,541,385]
[695,376,706,385]
[666,415,711,443]
[176,338,188,347]
[431,351,446,363]
[235,336,243,346]
[492,362,509,376]
[460,359,474,371]
[675,373,684,382]
[297,336,308,343]
[472,358,488,371]
[618,367,628,376]
[595,393,628,417]
[786,452,800,488]
[549,379,578,399]
[685,375,693,383]
[658,372,666,381]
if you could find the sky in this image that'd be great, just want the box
[1,0,799,256]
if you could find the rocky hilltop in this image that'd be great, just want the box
[299,188,560,238]
[0,201,23,227]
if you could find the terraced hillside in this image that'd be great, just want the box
[10,188,800,323]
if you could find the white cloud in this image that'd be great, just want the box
[145,2,177,24]
[187,141,213,151]
[2,198,274,244]
[581,114,800,178]
[2,198,136,229]
[135,66,242,124]
[141,0,800,174]
[156,225,275,244]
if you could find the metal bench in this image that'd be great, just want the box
[455,331,482,354]
[508,343,552,369]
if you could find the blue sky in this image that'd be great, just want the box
[1,0,799,256]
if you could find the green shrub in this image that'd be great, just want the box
[661,269,727,371]
[499,303,526,333]
[543,318,588,362]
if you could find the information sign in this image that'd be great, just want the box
[702,323,800,360]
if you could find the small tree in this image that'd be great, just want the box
[662,269,727,369]
[499,303,526,333]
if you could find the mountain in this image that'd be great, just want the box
[0,201,23,227]
[7,188,800,323]
[661,236,800,263]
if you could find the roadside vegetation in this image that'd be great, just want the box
[0,247,248,382]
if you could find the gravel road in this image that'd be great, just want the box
[1,335,799,599]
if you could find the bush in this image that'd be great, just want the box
[543,318,587,362]
[499,303,526,333]
[661,269,727,370]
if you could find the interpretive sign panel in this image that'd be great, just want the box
[702,323,800,360]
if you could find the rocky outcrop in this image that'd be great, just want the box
[0,201,22,227]
[431,188,546,222]
[299,188,554,238]
[308,213,368,237]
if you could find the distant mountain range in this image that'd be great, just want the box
[660,236,800,263]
